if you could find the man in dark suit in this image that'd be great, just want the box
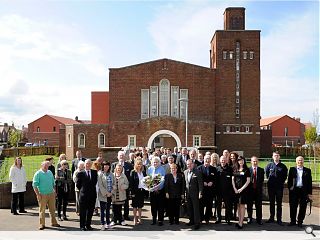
[197,155,216,224]
[215,155,233,225]
[71,150,86,176]
[265,151,288,225]
[111,150,133,220]
[287,156,312,227]
[76,159,98,231]
[184,159,203,230]
[176,147,189,172]
[247,156,265,225]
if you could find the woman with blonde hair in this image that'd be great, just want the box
[9,157,27,215]
[210,153,220,167]
[130,158,146,225]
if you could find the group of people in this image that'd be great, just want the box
[8,147,313,231]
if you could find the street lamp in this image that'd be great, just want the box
[178,98,188,147]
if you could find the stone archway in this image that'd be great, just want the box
[147,129,181,149]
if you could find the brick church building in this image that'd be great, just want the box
[66,7,261,159]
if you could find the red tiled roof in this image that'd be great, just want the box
[48,115,80,125]
[260,116,284,126]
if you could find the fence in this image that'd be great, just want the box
[1,146,59,158]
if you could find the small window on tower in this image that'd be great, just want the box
[223,51,227,60]
[249,51,254,59]
[243,51,247,59]
[229,51,234,60]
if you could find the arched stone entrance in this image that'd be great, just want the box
[147,130,181,150]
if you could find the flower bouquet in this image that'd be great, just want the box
[141,173,164,192]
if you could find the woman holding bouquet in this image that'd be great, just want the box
[129,158,146,225]
[146,156,166,226]
[111,164,129,226]
[165,163,185,225]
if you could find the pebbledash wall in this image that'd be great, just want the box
[67,7,261,159]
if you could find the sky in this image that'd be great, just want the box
[0,0,319,129]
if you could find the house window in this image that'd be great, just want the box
[223,51,227,60]
[235,126,240,132]
[141,89,149,119]
[249,51,254,59]
[229,51,234,60]
[245,126,250,132]
[236,109,240,114]
[193,135,201,147]
[67,133,71,147]
[37,127,40,132]
[159,79,170,116]
[243,51,247,59]
[236,98,240,103]
[53,126,56,132]
[226,126,230,132]
[171,86,179,118]
[180,89,188,119]
[284,127,288,136]
[98,133,105,148]
[128,135,136,148]
[150,86,158,117]
[78,133,85,148]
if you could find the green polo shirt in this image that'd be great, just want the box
[32,169,55,194]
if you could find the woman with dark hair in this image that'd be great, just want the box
[98,161,113,230]
[130,158,146,225]
[232,156,251,229]
[229,152,239,220]
[9,157,27,215]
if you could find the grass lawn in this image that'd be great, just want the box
[0,155,72,182]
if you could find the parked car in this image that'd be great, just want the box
[25,143,33,147]
[32,143,39,147]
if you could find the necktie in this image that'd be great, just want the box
[253,168,257,189]
[87,170,91,179]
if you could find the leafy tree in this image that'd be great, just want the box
[8,129,22,147]
[305,126,317,144]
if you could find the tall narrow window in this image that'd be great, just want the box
[128,135,136,148]
[37,127,40,132]
[284,127,288,136]
[78,133,85,148]
[150,86,158,117]
[229,51,234,60]
[243,51,247,59]
[223,51,227,60]
[67,133,71,147]
[98,133,105,148]
[249,51,254,59]
[171,86,179,118]
[141,89,149,119]
[159,79,170,116]
[53,126,56,132]
[180,89,188,119]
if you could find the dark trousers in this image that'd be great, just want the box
[216,194,232,221]
[150,190,165,223]
[200,194,214,222]
[268,187,283,221]
[11,192,25,214]
[79,199,95,228]
[113,203,123,223]
[57,189,69,218]
[187,195,200,225]
[168,198,181,224]
[100,199,112,225]
[247,189,262,221]
[123,190,129,218]
[289,188,308,224]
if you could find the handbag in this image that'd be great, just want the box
[179,201,188,218]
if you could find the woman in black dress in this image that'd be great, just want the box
[232,156,250,229]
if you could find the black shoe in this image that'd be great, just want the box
[63,216,68,221]
[235,223,243,229]
[175,221,179,225]
[151,222,156,225]
[169,222,174,225]
[226,220,232,225]
[257,221,263,225]
[124,216,131,221]
[247,218,252,224]
[277,221,283,226]
[215,220,221,224]
[158,221,163,226]
[186,222,194,226]
[19,210,27,213]
[193,224,200,230]
[86,226,94,231]
[13,212,19,215]
[288,222,296,226]
[58,217,63,221]
[266,218,274,223]
[298,222,303,228]
[80,227,86,231]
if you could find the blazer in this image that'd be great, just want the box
[287,166,312,195]
[55,168,72,190]
[112,173,129,203]
[165,173,185,198]
[216,164,233,196]
[197,165,217,194]
[76,169,98,203]
[249,166,265,194]
[98,171,113,202]
[265,161,288,189]
[176,154,189,172]
[129,170,146,195]
[184,167,203,199]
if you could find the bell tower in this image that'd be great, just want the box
[224,7,245,30]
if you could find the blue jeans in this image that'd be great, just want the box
[100,199,111,225]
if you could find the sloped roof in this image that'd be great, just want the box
[260,116,285,126]
[48,115,80,125]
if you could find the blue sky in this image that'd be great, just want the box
[0,0,319,129]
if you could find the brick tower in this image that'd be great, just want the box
[210,7,261,156]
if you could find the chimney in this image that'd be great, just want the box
[296,117,300,122]
[75,116,79,121]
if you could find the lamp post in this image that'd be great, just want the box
[178,98,188,147]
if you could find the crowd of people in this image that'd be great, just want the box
[8,147,313,231]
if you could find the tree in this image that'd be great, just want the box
[8,129,22,147]
[305,126,317,145]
